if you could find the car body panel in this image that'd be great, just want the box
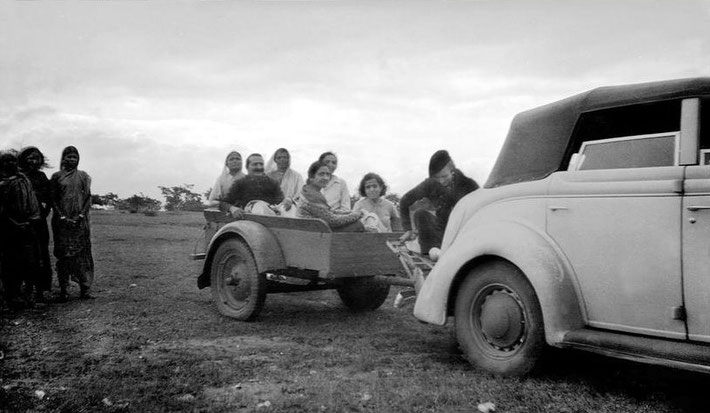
[547,167,686,339]
[682,165,710,343]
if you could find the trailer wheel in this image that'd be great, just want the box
[336,277,390,311]
[210,238,266,321]
[454,260,544,376]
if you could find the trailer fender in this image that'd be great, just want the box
[198,220,286,289]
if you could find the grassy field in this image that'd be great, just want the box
[1,211,708,412]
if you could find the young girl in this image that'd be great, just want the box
[353,172,401,232]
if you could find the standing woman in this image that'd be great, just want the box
[50,146,94,301]
[18,146,53,301]
[318,152,351,211]
[0,150,42,309]
[206,151,245,207]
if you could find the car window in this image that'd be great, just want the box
[562,100,681,171]
[573,132,678,171]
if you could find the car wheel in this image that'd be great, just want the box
[336,277,390,311]
[210,238,266,321]
[454,260,544,376]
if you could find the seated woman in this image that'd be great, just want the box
[353,172,401,232]
[266,148,303,216]
[206,151,245,207]
[296,160,364,232]
[318,151,351,211]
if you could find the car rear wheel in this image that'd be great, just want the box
[210,238,266,321]
[336,277,390,311]
[454,260,544,376]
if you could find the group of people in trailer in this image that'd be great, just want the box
[0,146,94,310]
[0,144,478,310]
[209,148,479,254]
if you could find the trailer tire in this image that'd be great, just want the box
[336,277,390,311]
[210,238,266,321]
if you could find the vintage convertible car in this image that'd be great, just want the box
[411,77,710,375]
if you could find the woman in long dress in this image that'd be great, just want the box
[50,146,94,301]
[18,146,53,301]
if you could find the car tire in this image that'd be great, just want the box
[336,277,390,311]
[210,238,266,321]
[454,260,544,376]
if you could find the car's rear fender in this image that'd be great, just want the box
[197,220,286,289]
[413,220,585,345]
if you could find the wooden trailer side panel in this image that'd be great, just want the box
[328,232,405,278]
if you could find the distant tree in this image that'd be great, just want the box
[117,193,161,213]
[93,192,119,206]
[203,188,212,200]
[159,184,204,212]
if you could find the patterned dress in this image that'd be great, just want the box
[50,168,94,291]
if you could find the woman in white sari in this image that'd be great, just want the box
[266,148,303,213]
[206,151,245,207]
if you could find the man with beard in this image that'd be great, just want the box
[0,150,43,309]
[399,150,479,255]
[220,153,285,218]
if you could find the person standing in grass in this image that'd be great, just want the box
[18,146,53,302]
[206,151,245,207]
[353,172,401,232]
[0,150,43,309]
[50,146,94,301]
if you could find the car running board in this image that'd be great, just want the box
[561,328,710,374]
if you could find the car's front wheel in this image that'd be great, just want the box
[454,260,544,376]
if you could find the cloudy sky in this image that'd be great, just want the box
[2,1,709,201]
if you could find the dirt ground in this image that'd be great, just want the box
[1,211,709,412]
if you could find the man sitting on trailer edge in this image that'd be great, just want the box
[398,150,479,255]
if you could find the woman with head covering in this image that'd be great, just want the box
[18,146,53,301]
[318,151,351,212]
[266,148,303,212]
[295,160,364,232]
[206,151,245,207]
[0,150,43,309]
[50,146,94,301]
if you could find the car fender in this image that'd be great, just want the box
[197,220,286,289]
[413,220,585,344]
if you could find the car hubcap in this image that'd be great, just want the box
[478,288,525,351]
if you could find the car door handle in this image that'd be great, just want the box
[549,206,568,211]
[687,206,710,212]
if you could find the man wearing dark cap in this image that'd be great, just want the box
[399,150,479,254]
